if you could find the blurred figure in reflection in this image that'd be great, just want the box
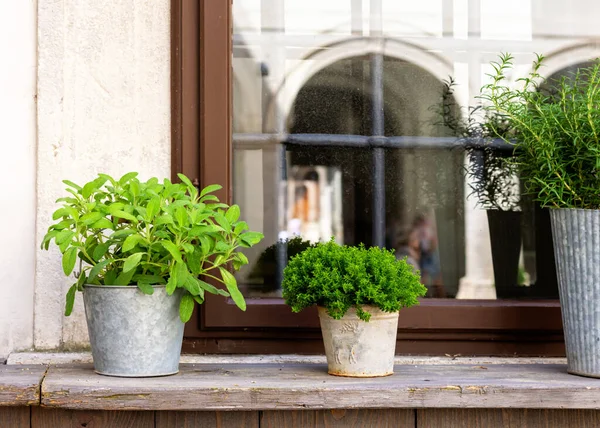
[413,213,445,298]
[395,226,421,271]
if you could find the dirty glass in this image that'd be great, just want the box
[232,0,593,299]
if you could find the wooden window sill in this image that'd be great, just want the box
[2,357,600,411]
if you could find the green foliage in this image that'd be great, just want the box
[249,236,316,280]
[42,172,264,322]
[433,77,519,211]
[281,241,426,321]
[481,53,600,209]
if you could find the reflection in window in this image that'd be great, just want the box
[231,0,593,301]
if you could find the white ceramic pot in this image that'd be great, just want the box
[318,305,399,377]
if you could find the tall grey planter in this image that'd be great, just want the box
[83,285,184,377]
[550,208,600,378]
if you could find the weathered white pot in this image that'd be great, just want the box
[318,306,399,377]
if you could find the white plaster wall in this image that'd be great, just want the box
[35,0,171,349]
[0,1,38,357]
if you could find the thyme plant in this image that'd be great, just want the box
[481,53,600,209]
[42,172,263,322]
[282,241,425,321]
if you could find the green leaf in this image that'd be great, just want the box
[174,261,189,287]
[41,230,59,250]
[92,243,110,262]
[182,243,195,254]
[219,267,246,311]
[122,234,143,252]
[214,213,231,233]
[155,215,174,226]
[82,181,98,199]
[198,279,230,296]
[88,259,111,283]
[109,208,138,223]
[111,229,136,240]
[193,295,204,305]
[160,241,183,263]
[179,294,195,323]
[123,252,144,273]
[225,204,240,223]
[104,269,117,285]
[52,208,69,220]
[234,221,249,235]
[76,271,87,291]
[215,241,230,253]
[133,274,166,285]
[119,172,139,185]
[175,206,187,227]
[189,224,222,237]
[114,268,136,286]
[183,275,202,296]
[91,218,114,230]
[62,247,78,276]
[187,247,203,275]
[137,282,154,295]
[198,236,212,256]
[177,174,198,197]
[56,230,75,245]
[146,198,161,221]
[166,272,177,295]
[62,179,82,191]
[64,284,77,316]
[240,231,264,247]
[200,184,222,197]
[80,212,104,226]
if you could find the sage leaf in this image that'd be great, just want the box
[219,267,246,311]
[92,243,110,262]
[122,234,143,252]
[200,184,222,197]
[137,282,154,295]
[88,259,111,283]
[160,241,183,263]
[179,294,195,323]
[198,278,230,296]
[62,247,78,276]
[123,252,144,273]
[225,204,240,223]
[64,284,77,316]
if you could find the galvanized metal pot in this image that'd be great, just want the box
[318,306,399,377]
[83,285,184,377]
[550,208,600,378]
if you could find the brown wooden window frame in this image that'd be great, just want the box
[171,0,564,356]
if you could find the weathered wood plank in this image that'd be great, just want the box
[418,409,600,428]
[0,365,46,406]
[155,411,258,428]
[261,409,414,428]
[0,407,30,428]
[31,407,154,428]
[40,363,600,411]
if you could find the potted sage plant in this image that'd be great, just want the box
[482,53,600,377]
[282,240,425,377]
[42,172,263,377]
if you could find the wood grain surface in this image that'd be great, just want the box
[39,362,600,410]
[0,365,45,406]
[0,406,29,428]
[261,409,414,428]
[31,407,154,428]
[418,409,600,428]
[155,411,258,428]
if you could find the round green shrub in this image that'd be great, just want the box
[281,241,426,321]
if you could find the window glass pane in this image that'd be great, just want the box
[232,0,590,300]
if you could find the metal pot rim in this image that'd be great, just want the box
[83,284,166,289]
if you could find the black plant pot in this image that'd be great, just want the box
[487,210,523,298]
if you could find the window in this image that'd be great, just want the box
[172,0,600,355]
